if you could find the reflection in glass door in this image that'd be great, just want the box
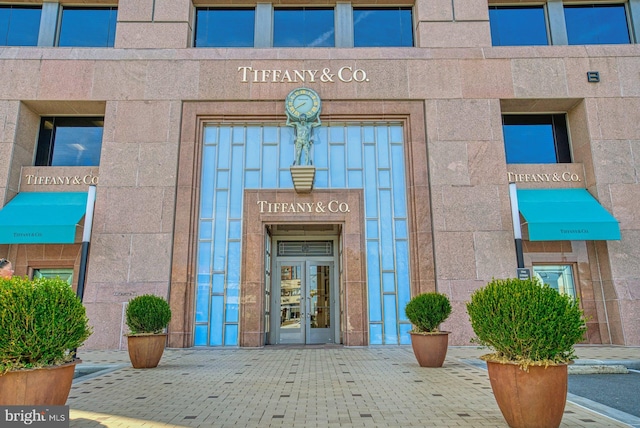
[274,261,334,344]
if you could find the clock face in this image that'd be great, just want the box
[285,88,321,120]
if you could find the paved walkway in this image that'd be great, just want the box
[69,345,640,428]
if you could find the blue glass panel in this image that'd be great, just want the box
[0,6,41,46]
[213,192,228,271]
[280,134,293,167]
[367,241,382,322]
[280,170,293,188]
[212,274,225,294]
[503,124,556,164]
[262,145,278,188]
[366,220,379,239]
[225,303,239,323]
[376,127,390,169]
[348,170,363,188]
[362,126,375,143]
[194,325,208,346]
[216,170,229,188]
[383,272,395,294]
[399,323,412,345]
[379,190,394,271]
[274,8,334,47]
[209,296,224,346]
[245,129,260,170]
[489,6,548,46]
[264,126,278,143]
[391,145,407,217]
[329,127,344,143]
[201,146,216,217]
[224,324,239,346]
[354,8,413,47]
[315,170,328,188]
[203,126,217,144]
[195,8,255,47]
[395,220,407,239]
[232,126,245,144]
[389,125,403,144]
[370,324,383,345]
[245,170,260,188]
[396,241,410,321]
[364,146,378,216]
[383,294,398,344]
[378,170,391,188]
[227,242,241,283]
[314,127,329,168]
[346,126,363,168]
[565,5,630,45]
[330,144,346,187]
[228,220,241,240]
[195,276,210,322]
[199,220,213,240]
[230,146,244,217]
[50,125,103,166]
[217,127,231,168]
[58,7,117,47]
[198,242,211,274]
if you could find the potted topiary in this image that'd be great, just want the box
[466,277,586,428]
[404,292,452,367]
[125,294,172,368]
[0,276,92,405]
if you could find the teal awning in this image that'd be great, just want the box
[517,189,621,241]
[0,192,87,244]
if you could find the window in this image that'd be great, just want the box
[502,115,570,164]
[353,7,413,47]
[33,268,73,286]
[489,6,548,46]
[0,5,41,46]
[195,8,255,47]
[35,117,104,167]
[533,265,576,299]
[273,8,334,47]
[565,4,631,45]
[58,7,117,47]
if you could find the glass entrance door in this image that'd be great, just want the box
[275,260,334,344]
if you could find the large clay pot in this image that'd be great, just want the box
[0,359,80,405]
[409,331,449,367]
[127,334,167,368]
[486,360,568,428]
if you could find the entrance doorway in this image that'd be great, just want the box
[268,235,340,345]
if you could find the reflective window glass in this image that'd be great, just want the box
[35,117,104,167]
[58,7,117,47]
[195,8,255,47]
[353,7,413,47]
[502,115,571,164]
[0,5,41,46]
[533,265,576,299]
[274,8,334,47]
[565,4,630,45]
[489,6,548,46]
[33,268,74,286]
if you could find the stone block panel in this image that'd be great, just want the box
[511,58,568,98]
[115,22,190,49]
[416,21,491,48]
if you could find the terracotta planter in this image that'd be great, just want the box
[409,331,449,367]
[127,334,167,368]
[0,359,80,405]
[486,360,568,428]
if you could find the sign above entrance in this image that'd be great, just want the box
[257,200,350,214]
[238,66,369,84]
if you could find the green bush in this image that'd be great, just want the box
[466,278,586,367]
[126,294,172,334]
[405,292,452,333]
[0,276,92,373]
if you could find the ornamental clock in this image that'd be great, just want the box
[285,88,321,122]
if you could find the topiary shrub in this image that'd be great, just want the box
[405,292,452,333]
[466,277,586,369]
[126,294,172,335]
[0,276,92,374]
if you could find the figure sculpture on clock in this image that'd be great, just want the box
[285,88,322,166]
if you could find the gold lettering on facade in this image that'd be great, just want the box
[507,171,581,183]
[23,174,99,186]
[257,200,350,214]
[238,66,369,83]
